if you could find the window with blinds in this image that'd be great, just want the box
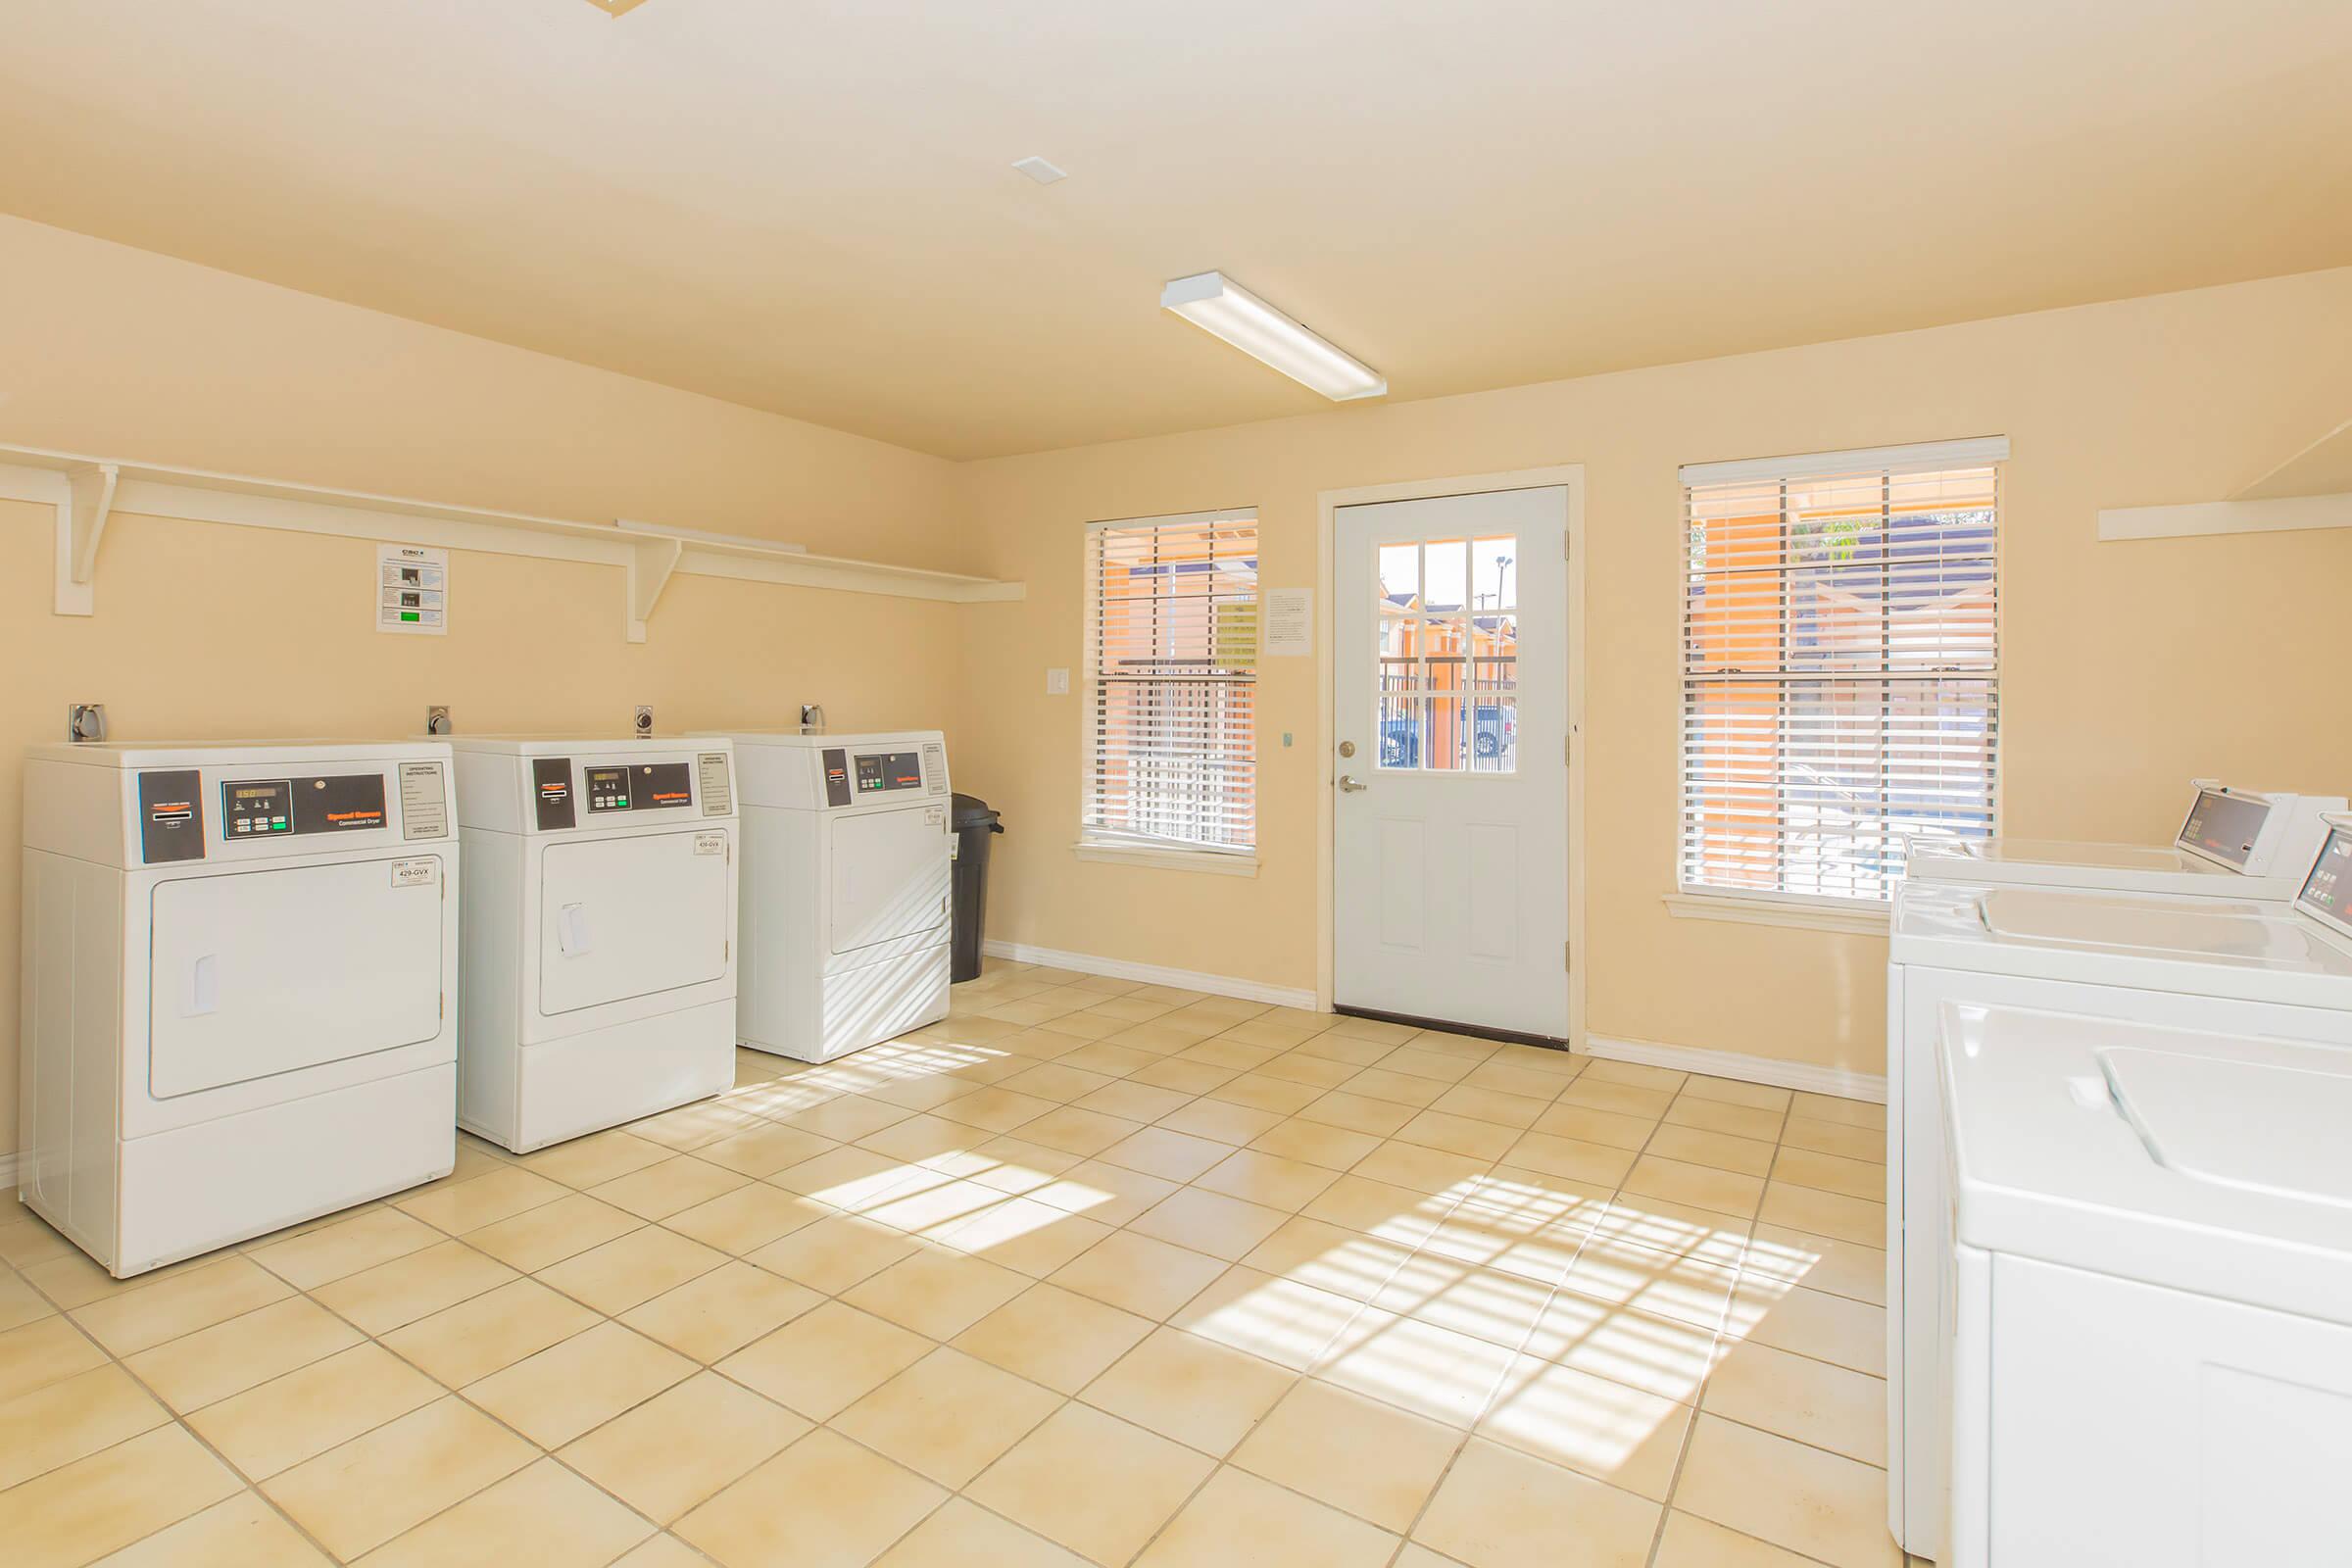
[1679,440,2003,905]
[1084,510,1258,855]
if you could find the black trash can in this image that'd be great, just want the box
[950,793,1004,983]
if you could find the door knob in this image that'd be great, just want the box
[1338,774,1368,793]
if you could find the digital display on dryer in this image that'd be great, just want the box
[855,751,924,793]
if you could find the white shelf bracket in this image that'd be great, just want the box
[2099,413,2352,541]
[624,534,684,643]
[55,461,119,615]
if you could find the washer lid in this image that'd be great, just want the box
[2105,1048,2352,1209]
[1939,1004,2352,1322]
[1976,888,2332,962]
[1890,881,2352,1005]
[1922,837,2204,872]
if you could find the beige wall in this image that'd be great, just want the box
[4,212,2349,1154]
[0,218,970,1157]
[950,268,2352,1074]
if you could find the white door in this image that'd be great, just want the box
[830,808,951,955]
[150,858,445,1098]
[1334,487,1570,1037]
[540,830,730,1015]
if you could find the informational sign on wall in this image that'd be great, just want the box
[377,544,448,635]
[1262,588,1313,656]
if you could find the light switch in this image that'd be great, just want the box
[1046,668,1070,695]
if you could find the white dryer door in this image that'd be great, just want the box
[540,830,730,1016]
[150,858,446,1099]
[830,808,950,956]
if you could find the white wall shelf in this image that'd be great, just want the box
[0,441,1023,637]
[2099,415,2352,541]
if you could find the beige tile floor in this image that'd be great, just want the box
[0,960,1918,1568]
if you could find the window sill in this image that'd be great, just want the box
[1074,842,1260,878]
[1663,891,1889,937]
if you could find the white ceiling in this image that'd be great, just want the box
[4,0,2349,459]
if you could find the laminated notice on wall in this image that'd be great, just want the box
[1262,589,1312,657]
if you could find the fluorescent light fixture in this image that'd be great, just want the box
[1011,156,1068,185]
[1160,271,1386,402]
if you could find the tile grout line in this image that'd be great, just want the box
[1630,1082,1756,1568]
[5,973,1889,1565]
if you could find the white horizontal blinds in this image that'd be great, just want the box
[1680,452,2000,903]
[1085,511,1258,853]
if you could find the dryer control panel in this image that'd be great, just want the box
[821,741,949,808]
[121,754,454,865]
[499,748,736,834]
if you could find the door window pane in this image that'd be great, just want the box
[1470,613,1517,692]
[1423,696,1467,771]
[1378,545,1420,610]
[1473,536,1518,612]
[1424,540,1468,612]
[1378,693,1421,769]
[1470,697,1517,772]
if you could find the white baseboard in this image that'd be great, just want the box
[980,939,1318,1012]
[972,946,1884,1102]
[0,1152,19,1191]
[1583,1033,1887,1105]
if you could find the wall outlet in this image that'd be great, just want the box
[1046,667,1069,696]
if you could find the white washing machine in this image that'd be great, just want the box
[19,741,460,1277]
[1907,780,2342,900]
[700,730,951,1063]
[449,737,739,1152]
[1937,1004,2352,1566]
[1886,816,2352,1559]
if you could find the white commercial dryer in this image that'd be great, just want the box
[449,737,739,1152]
[1907,779,2342,900]
[1936,1005,2352,1568]
[19,740,460,1277]
[701,730,952,1063]
[1885,815,2352,1560]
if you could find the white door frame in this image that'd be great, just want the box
[1315,466,1588,1045]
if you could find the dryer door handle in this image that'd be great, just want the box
[186,954,220,1016]
[558,903,592,957]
